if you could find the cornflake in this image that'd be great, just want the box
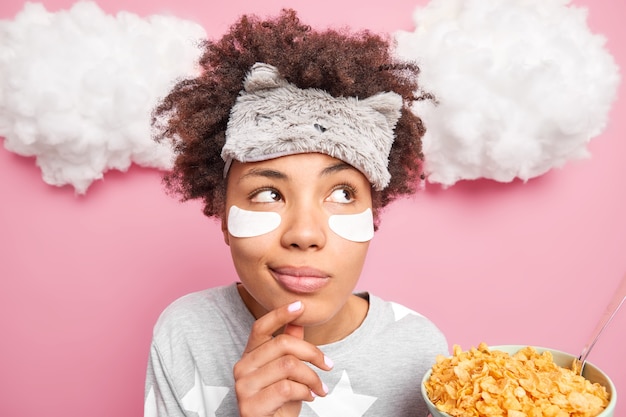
[425,343,610,417]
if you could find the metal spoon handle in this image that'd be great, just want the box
[577,273,626,374]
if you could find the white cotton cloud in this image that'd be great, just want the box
[395,0,621,186]
[0,1,206,193]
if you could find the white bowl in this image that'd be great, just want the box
[421,345,617,417]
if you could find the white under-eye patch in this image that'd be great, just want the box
[328,208,374,242]
[227,205,281,238]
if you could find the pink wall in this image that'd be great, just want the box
[0,0,624,416]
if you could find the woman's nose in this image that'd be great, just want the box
[280,202,327,250]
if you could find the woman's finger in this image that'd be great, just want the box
[238,380,310,417]
[282,323,304,339]
[236,332,333,380]
[234,300,333,416]
[236,353,329,401]
[243,300,304,354]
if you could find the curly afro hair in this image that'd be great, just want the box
[152,9,429,228]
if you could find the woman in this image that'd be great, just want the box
[145,9,447,417]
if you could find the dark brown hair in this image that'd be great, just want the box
[152,9,428,227]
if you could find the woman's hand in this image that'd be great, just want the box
[233,301,333,417]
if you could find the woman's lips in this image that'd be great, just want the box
[271,266,330,294]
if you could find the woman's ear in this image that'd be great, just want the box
[221,216,230,246]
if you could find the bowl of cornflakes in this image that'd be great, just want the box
[421,343,616,417]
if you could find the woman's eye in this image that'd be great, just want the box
[327,187,354,204]
[251,189,282,203]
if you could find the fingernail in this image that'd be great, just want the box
[310,389,318,398]
[322,382,329,394]
[288,301,302,312]
[324,355,334,369]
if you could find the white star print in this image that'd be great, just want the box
[391,302,424,321]
[144,386,157,417]
[181,367,229,417]
[306,370,377,417]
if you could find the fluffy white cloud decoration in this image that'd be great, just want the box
[395,0,621,186]
[0,1,205,193]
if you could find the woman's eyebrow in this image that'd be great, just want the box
[320,161,355,176]
[238,168,287,182]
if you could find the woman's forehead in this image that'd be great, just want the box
[233,152,355,172]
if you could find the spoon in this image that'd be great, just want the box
[572,273,626,375]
